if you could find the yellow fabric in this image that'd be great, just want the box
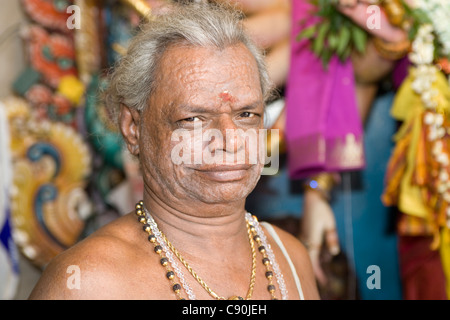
[385,67,450,249]
[391,67,450,121]
[398,110,432,218]
[440,228,450,299]
[389,70,431,219]
[390,69,423,121]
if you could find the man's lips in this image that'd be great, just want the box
[191,164,253,182]
[195,164,253,172]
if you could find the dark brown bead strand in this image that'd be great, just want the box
[135,202,185,300]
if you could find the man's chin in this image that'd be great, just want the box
[190,178,261,204]
[192,190,251,205]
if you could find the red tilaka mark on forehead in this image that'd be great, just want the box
[219,91,236,103]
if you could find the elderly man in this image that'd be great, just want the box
[29,2,318,300]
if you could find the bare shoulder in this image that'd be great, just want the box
[262,223,320,300]
[29,213,153,300]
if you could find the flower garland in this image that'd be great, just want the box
[413,0,450,58]
[296,0,369,68]
[380,1,450,247]
[409,23,450,228]
[410,1,450,229]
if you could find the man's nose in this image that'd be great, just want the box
[208,116,245,154]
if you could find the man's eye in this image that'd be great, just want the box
[240,112,254,118]
[183,116,200,122]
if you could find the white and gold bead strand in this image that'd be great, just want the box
[143,208,196,300]
[246,213,289,300]
[249,223,278,299]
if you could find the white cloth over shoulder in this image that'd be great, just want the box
[260,222,304,300]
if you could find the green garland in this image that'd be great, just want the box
[297,0,368,69]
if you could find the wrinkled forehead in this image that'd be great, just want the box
[152,43,263,108]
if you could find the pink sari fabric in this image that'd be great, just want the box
[285,0,365,179]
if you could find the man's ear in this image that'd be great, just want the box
[119,104,141,155]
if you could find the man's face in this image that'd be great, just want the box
[138,43,265,205]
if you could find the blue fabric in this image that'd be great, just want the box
[332,92,402,300]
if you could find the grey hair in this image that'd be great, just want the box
[105,1,273,126]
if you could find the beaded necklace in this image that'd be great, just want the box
[134,201,288,300]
